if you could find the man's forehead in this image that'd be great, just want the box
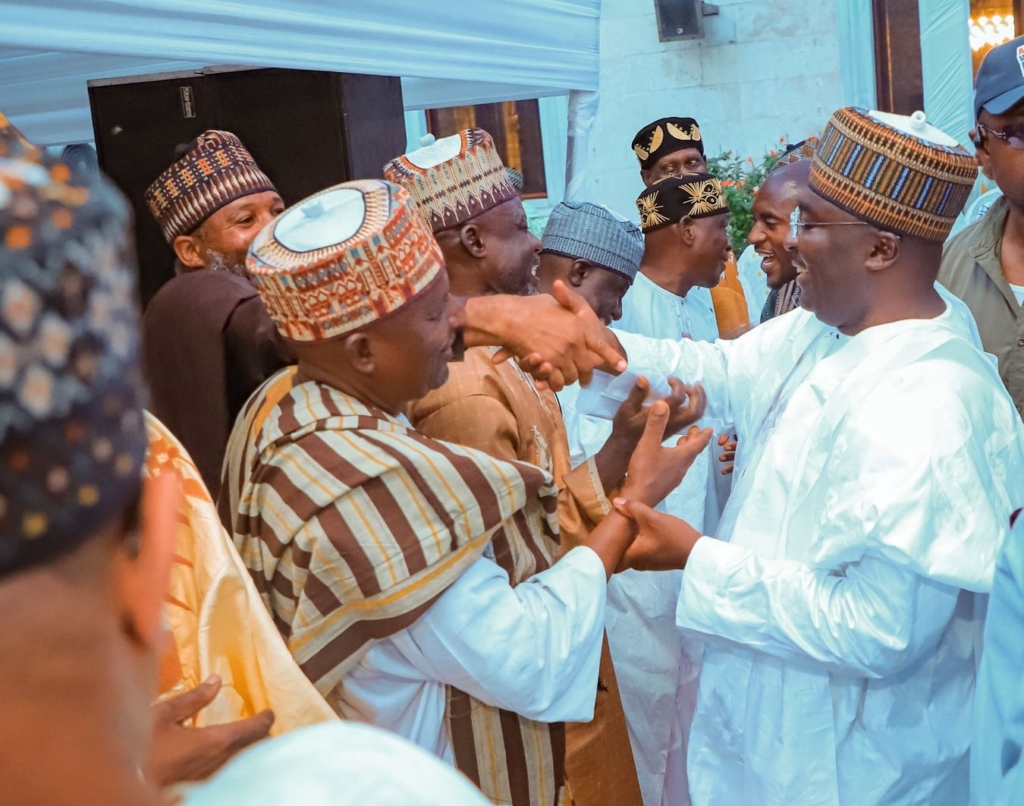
[654,147,704,165]
[799,186,863,224]
[756,173,801,209]
[982,105,1024,125]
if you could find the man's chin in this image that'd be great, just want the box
[427,364,451,393]
[767,271,797,290]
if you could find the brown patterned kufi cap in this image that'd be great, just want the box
[382,129,519,233]
[809,108,977,242]
[0,128,147,577]
[636,172,729,233]
[144,130,276,243]
[247,180,445,342]
[632,117,704,170]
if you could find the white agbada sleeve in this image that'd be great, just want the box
[385,546,606,721]
[581,312,809,428]
[680,540,960,678]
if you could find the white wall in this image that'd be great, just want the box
[577,0,845,215]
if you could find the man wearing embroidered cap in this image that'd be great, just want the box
[632,117,707,186]
[632,117,759,337]
[389,130,706,806]
[536,200,641,327]
[140,131,291,498]
[0,116,511,806]
[558,107,1024,804]
[939,35,1024,421]
[222,177,712,806]
[557,173,732,806]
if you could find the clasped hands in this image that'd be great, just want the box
[612,383,711,573]
[472,280,626,391]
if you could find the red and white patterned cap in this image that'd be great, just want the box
[383,129,519,233]
[246,179,445,342]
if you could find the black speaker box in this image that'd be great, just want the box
[654,0,704,42]
[88,67,406,306]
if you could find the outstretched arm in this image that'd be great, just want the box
[609,498,960,678]
[462,281,626,391]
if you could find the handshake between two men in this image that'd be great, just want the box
[467,279,715,575]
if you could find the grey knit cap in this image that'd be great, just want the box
[540,201,643,281]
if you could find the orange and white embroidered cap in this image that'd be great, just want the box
[246,179,445,342]
[383,129,519,233]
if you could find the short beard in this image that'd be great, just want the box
[206,248,250,282]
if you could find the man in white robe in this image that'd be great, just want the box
[574,108,1024,805]
[565,173,732,806]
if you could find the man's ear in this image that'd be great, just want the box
[172,234,206,271]
[115,472,179,649]
[676,217,696,247]
[457,223,486,259]
[865,232,901,273]
[342,331,376,375]
[568,259,591,289]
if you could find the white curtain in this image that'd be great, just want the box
[835,0,877,109]
[0,0,599,145]
[919,0,975,145]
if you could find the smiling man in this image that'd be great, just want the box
[141,131,292,497]
[748,138,816,322]
[568,108,1024,805]
[222,177,713,806]
[939,35,1024,420]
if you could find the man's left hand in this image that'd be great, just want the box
[718,433,738,475]
[146,675,275,787]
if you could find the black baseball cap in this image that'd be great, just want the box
[975,35,1024,120]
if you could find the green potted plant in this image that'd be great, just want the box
[706,141,784,254]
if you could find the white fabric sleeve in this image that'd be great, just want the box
[580,310,813,425]
[389,547,607,722]
[678,537,960,679]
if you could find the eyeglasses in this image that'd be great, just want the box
[789,208,880,240]
[976,121,1024,150]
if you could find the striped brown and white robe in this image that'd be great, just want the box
[223,368,584,806]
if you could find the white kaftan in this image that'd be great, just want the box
[592,301,1024,805]
[332,546,606,765]
[185,722,489,805]
[561,270,724,806]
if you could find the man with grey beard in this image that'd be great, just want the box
[141,130,292,497]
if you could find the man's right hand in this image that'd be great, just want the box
[621,399,714,509]
[468,281,626,390]
[146,675,275,788]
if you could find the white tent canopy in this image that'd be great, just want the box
[0,0,599,145]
